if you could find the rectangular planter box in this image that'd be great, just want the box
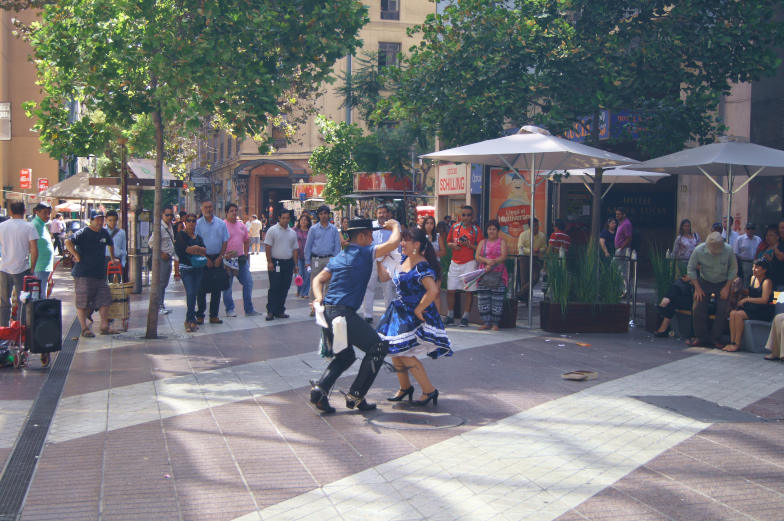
[540,301,630,333]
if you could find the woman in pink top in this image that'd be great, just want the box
[475,220,508,331]
[295,213,312,298]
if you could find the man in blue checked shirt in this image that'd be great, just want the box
[304,205,341,316]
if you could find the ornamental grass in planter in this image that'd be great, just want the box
[541,241,629,333]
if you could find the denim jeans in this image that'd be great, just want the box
[34,271,50,299]
[223,256,255,313]
[158,259,173,308]
[180,267,203,323]
[296,256,310,297]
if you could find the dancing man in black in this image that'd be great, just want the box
[309,218,401,413]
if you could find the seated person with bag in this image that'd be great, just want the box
[653,275,694,338]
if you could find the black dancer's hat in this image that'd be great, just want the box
[346,218,381,231]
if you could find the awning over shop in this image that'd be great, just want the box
[39,172,121,202]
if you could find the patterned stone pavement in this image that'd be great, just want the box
[2,256,783,521]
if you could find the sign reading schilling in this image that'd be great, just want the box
[437,164,468,196]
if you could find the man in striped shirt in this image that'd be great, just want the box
[548,219,570,255]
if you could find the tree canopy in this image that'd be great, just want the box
[21,0,368,336]
[386,0,784,157]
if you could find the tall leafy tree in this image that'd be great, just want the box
[22,0,367,337]
[385,0,784,236]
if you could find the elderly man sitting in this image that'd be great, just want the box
[685,231,737,348]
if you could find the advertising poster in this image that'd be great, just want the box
[489,167,547,251]
[354,172,412,192]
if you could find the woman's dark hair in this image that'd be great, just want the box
[436,220,450,237]
[606,217,617,227]
[297,212,312,230]
[754,257,771,274]
[402,227,441,281]
[422,215,437,241]
[678,219,691,236]
[485,219,501,234]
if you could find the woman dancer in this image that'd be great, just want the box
[475,220,508,331]
[174,213,207,332]
[295,213,312,298]
[377,227,452,406]
[724,258,774,352]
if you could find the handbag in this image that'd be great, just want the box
[202,265,230,292]
[479,240,504,288]
[190,255,207,268]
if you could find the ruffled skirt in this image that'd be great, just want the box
[377,300,452,359]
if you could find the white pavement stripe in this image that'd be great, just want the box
[79,297,316,353]
[0,400,34,449]
[46,327,535,444]
[231,350,784,521]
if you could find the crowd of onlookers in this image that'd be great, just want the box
[652,216,784,361]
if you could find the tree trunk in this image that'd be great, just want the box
[145,108,165,338]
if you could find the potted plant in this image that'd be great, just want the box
[540,241,629,333]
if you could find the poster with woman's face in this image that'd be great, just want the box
[489,168,547,251]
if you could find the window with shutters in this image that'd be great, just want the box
[381,0,399,20]
[378,42,401,68]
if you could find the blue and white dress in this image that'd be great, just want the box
[377,261,453,359]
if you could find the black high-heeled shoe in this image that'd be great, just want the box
[387,386,414,402]
[412,389,439,407]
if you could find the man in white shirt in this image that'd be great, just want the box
[735,222,761,286]
[247,214,263,254]
[721,216,740,248]
[0,201,38,326]
[361,205,396,323]
[264,209,298,321]
[149,205,176,314]
[48,213,66,256]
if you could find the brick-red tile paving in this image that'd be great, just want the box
[4,267,784,521]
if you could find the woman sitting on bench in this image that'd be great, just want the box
[724,258,773,352]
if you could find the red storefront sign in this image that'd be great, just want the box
[37,178,49,193]
[19,168,31,189]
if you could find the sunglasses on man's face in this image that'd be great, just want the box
[164,213,173,217]
[186,218,197,223]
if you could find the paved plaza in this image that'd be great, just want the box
[1,256,783,521]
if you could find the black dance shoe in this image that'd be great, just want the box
[387,386,414,402]
[412,389,439,407]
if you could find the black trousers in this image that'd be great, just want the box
[197,262,223,318]
[267,257,294,315]
[692,278,730,344]
[317,305,389,398]
[657,279,693,319]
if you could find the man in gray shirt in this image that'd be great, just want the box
[686,231,737,348]
[264,209,298,321]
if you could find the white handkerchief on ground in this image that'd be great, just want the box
[313,301,328,328]
[331,316,348,354]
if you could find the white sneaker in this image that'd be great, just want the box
[159,308,170,315]
[226,310,237,317]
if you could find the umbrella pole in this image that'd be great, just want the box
[528,154,537,329]
[726,164,734,244]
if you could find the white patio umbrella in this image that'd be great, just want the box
[422,126,638,327]
[635,139,784,241]
[550,165,669,199]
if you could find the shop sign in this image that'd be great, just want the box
[19,168,31,189]
[292,182,325,199]
[37,178,49,193]
[470,164,483,194]
[354,172,412,192]
[436,164,468,196]
[489,167,547,251]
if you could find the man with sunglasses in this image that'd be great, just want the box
[445,205,483,327]
[149,205,176,314]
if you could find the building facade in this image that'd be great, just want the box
[0,10,59,210]
[188,0,435,220]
